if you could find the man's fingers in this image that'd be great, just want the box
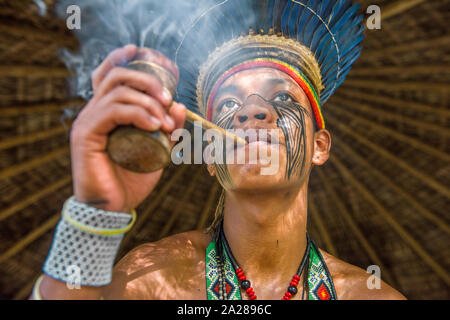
[94,103,163,136]
[101,86,175,131]
[92,44,138,93]
[96,67,172,107]
[169,102,187,130]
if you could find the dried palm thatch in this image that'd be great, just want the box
[0,0,448,300]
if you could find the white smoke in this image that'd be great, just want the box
[55,0,256,103]
[56,0,210,99]
[33,0,47,16]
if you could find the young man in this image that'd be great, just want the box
[33,0,405,300]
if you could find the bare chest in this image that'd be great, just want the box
[148,260,208,300]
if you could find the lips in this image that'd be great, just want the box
[245,133,269,143]
[233,129,284,150]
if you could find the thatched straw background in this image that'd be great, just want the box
[0,0,448,299]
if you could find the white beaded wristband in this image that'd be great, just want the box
[42,197,134,286]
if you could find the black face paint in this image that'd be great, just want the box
[210,93,312,190]
[215,108,236,130]
[213,108,236,189]
[269,100,311,179]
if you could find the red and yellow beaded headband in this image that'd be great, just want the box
[206,58,325,130]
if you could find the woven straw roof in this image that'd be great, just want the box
[0,0,448,299]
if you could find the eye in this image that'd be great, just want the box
[273,92,293,103]
[219,99,239,110]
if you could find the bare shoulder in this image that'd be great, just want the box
[103,229,211,299]
[320,250,406,300]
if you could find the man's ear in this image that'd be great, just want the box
[312,129,331,166]
[207,164,216,176]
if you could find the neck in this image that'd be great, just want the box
[222,182,309,299]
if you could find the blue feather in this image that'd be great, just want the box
[263,0,276,32]
[286,1,301,37]
[281,1,295,36]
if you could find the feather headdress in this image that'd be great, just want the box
[175,0,365,128]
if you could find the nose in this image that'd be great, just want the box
[234,95,273,127]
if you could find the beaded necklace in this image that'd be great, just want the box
[219,225,311,300]
[205,223,338,300]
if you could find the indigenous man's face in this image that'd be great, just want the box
[208,68,316,192]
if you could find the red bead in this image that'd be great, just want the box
[231,269,302,300]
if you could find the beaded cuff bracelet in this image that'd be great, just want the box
[42,197,135,286]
